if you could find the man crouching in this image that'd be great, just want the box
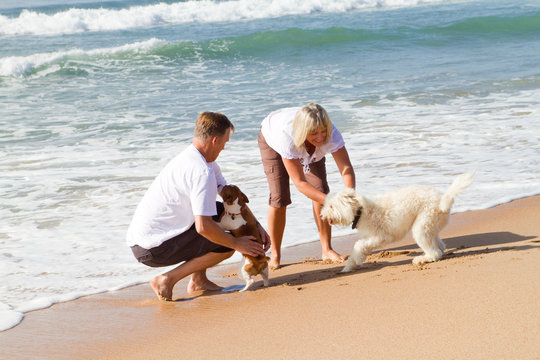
[126,112,269,301]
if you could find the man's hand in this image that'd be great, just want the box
[257,223,271,252]
[236,235,266,257]
[195,215,267,257]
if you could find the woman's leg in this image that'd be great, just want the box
[268,205,287,269]
[259,131,291,270]
[307,158,344,262]
[312,200,344,262]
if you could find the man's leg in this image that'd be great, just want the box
[150,250,234,300]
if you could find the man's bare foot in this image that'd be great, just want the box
[187,273,223,294]
[322,249,345,263]
[269,255,281,270]
[150,275,173,301]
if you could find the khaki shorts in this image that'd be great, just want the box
[258,131,329,208]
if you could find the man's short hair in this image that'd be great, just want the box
[194,112,235,141]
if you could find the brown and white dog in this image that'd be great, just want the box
[219,184,269,292]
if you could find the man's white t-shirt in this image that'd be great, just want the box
[126,144,226,250]
[260,107,345,173]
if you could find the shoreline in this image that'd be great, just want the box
[0,195,539,359]
[6,193,530,331]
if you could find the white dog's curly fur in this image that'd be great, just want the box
[321,173,474,272]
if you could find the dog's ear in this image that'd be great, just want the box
[342,188,360,207]
[220,185,233,203]
[240,191,249,204]
[231,184,249,204]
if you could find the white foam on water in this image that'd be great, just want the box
[0,38,165,77]
[0,0,453,36]
[0,303,24,332]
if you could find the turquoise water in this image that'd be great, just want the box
[1,0,539,330]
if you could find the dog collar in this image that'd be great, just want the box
[351,207,362,229]
[225,210,242,220]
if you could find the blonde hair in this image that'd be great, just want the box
[292,103,332,150]
[194,112,234,141]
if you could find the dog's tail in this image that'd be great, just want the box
[439,172,475,213]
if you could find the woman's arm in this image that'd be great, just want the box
[282,158,326,204]
[331,146,355,189]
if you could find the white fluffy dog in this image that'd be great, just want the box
[321,173,474,272]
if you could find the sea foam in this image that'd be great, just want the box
[0,0,449,36]
[0,303,23,332]
[0,38,164,77]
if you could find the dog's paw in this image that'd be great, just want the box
[239,283,252,292]
[413,252,442,265]
[341,266,354,273]
[413,256,434,265]
[239,278,255,292]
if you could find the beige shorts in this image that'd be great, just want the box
[258,131,329,208]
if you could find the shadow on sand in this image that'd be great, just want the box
[235,231,539,291]
[172,231,538,299]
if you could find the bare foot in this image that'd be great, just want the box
[150,275,173,301]
[269,255,281,270]
[187,275,223,294]
[322,249,345,263]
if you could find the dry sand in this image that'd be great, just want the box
[1,196,539,359]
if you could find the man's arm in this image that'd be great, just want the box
[194,215,266,257]
[239,203,271,251]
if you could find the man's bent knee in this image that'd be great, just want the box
[221,250,235,259]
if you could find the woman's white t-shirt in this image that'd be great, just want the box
[261,107,345,173]
[126,144,226,249]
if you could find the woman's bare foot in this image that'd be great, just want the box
[322,249,345,263]
[187,272,223,294]
[269,254,281,270]
[150,274,173,301]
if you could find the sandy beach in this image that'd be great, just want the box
[1,195,539,359]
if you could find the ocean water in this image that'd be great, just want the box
[1,0,539,331]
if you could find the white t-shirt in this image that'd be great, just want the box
[126,144,226,249]
[261,107,345,173]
